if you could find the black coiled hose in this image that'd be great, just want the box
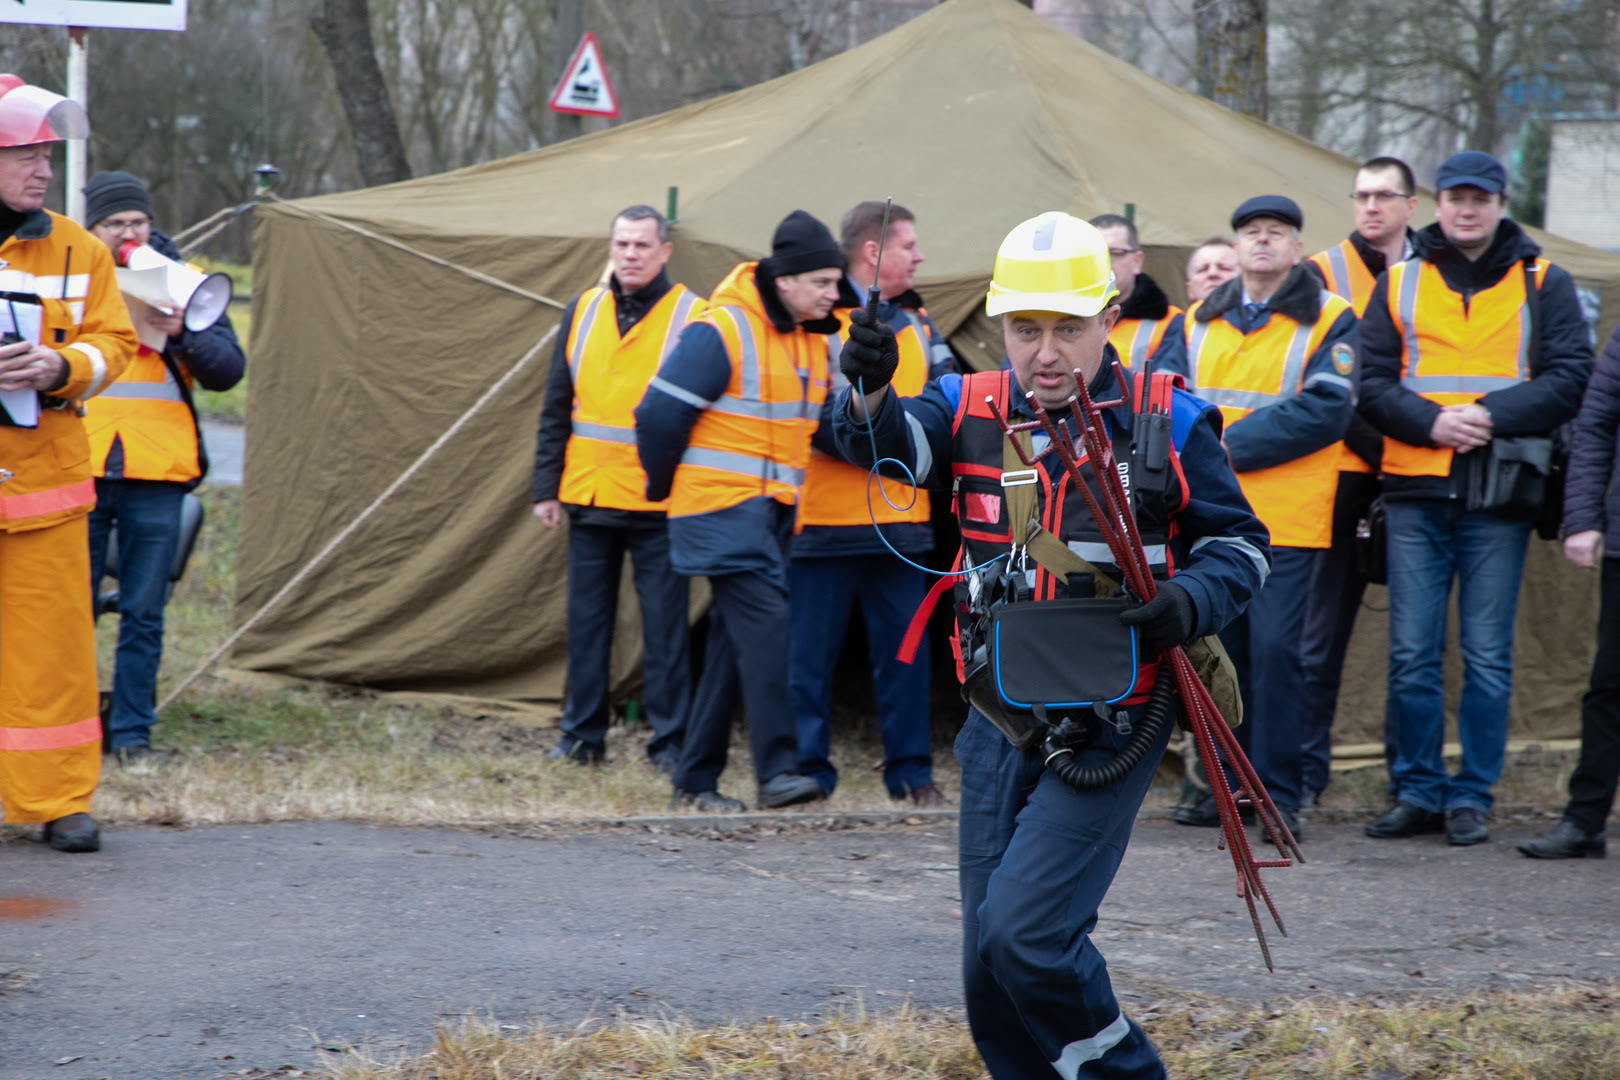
[1041,663,1175,791]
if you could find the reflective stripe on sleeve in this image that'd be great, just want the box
[0,477,96,521]
[70,341,109,399]
[678,446,803,487]
[647,375,713,409]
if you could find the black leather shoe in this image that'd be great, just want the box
[669,789,746,813]
[1174,792,1253,827]
[908,784,949,808]
[547,738,603,765]
[756,773,824,809]
[1264,805,1303,846]
[1517,819,1607,859]
[44,813,100,853]
[1446,807,1489,846]
[1365,802,1444,838]
[1174,792,1220,827]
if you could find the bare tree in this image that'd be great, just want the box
[311,0,412,186]
[1194,0,1267,119]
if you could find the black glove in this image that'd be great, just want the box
[1119,581,1196,651]
[840,305,899,393]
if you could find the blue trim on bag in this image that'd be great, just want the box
[990,621,1140,708]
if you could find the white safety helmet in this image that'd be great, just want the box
[0,74,88,148]
[985,212,1118,319]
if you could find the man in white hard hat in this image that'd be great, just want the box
[0,75,138,853]
[833,212,1269,1080]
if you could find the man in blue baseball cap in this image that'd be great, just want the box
[1154,193,1358,842]
[1358,151,1592,847]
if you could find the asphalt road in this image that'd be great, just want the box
[200,421,242,487]
[1,816,1616,1080]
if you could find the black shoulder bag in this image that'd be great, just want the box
[1462,259,1570,539]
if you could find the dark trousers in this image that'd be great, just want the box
[1220,545,1318,812]
[1298,472,1379,795]
[673,567,801,794]
[957,708,1172,1079]
[1565,557,1620,834]
[558,521,689,760]
[88,478,184,752]
[788,554,933,797]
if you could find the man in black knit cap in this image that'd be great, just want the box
[635,210,842,812]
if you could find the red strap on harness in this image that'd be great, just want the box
[896,573,955,664]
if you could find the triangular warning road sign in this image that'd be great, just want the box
[548,32,619,118]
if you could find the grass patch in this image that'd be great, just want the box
[312,985,1620,1080]
[91,486,961,828]
[86,487,1582,831]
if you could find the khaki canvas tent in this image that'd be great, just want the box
[235,0,1611,743]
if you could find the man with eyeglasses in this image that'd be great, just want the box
[1294,157,1417,806]
[1359,152,1591,847]
[80,171,245,763]
[1156,195,1357,841]
[1090,213,1180,368]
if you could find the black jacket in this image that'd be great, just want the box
[1563,323,1620,543]
[1357,219,1592,502]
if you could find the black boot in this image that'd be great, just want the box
[1517,819,1607,859]
[44,813,100,853]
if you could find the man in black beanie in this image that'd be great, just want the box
[80,170,245,762]
[635,210,844,811]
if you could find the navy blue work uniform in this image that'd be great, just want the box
[834,358,1269,1079]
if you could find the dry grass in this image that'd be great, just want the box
[78,487,1580,831]
[83,487,962,828]
[309,985,1620,1080]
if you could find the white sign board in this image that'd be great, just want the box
[548,32,619,118]
[0,0,188,32]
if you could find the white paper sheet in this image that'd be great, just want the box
[0,297,44,428]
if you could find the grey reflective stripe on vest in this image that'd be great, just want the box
[1185,319,1209,392]
[567,289,609,377]
[570,419,635,444]
[713,306,761,399]
[1127,318,1156,367]
[94,379,185,403]
[659,289,698,361]
[1187,313,1311,410]
[678,445,803,487]
[1396,263,1529,394]
[1066,539,1166,567]
[1325,243,1352,298]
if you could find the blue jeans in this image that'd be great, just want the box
[1383,500,1531,814]
[788,555,933,797]
[88,479,184,751]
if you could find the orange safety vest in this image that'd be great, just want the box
[0,211,137,532]
[665,263,829,519]
[1108,309,1182,368]
[1380,258,1547,479]
[1308,239,1378,316]
[797,305,932,527]
[1309,239,1380,475]
[558,283,702,512]
[83,344,200,483]
[1184,291,1354,548]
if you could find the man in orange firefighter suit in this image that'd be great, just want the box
[82,170,246,762]
[634,210,839,812]
[0,76,138,853]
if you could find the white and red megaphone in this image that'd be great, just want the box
[115,240,233,335]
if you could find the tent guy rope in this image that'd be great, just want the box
[156,195,569,712]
